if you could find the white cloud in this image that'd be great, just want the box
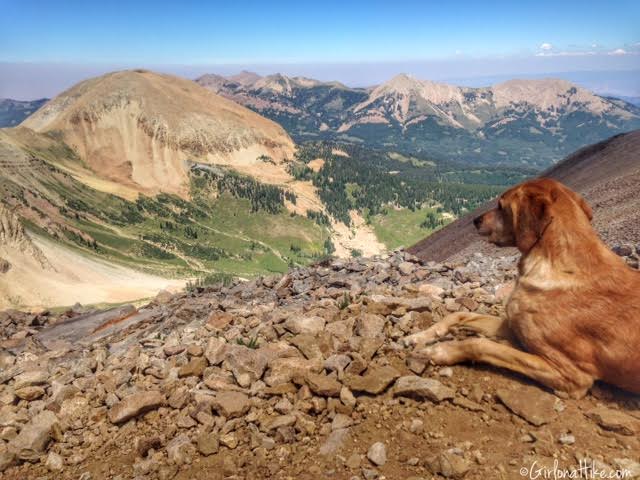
[609,48,627,55]
[539,43,553,51]
[535,50,596,57]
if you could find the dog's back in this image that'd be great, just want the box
[508,179,640,394]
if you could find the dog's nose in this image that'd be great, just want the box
[473,216,483,229]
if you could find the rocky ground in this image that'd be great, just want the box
[1,247,639,480]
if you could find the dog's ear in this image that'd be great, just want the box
[555,183,593,222]
[514,193,553,254]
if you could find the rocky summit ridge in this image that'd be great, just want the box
[1,248,639,479]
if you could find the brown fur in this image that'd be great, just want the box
[413,178,640,398]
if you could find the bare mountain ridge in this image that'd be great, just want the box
[407,129,640,262]
[348,74,633,128]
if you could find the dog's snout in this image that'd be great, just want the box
[473,215,483,229]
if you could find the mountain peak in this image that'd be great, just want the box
[491,78,610,111]
[22,69,295,197]
[382,73,421,91]
[228,70,262,85]
[364,74,464,114]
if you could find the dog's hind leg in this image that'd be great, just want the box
[403,312,515,347]
[413,338,593,399]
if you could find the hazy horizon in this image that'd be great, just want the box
[2,0,639,100]
[1,61,639,101]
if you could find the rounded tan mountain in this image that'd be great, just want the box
[23,69,295,197]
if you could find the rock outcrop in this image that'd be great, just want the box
[0,204,49,270]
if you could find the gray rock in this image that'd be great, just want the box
[15,386,45,401]
[274,397,294,414]
[367,295,431,316]
[612,245,633,257]
[356,313,386,338]
[9,410,60,461]
[265,414,296,431]
[393,376,455,402]
[166,434,194,465]
[408,420,425,436]
[0,450,16,472]
[367,441,387,466]
[332,414,353,430]
[398,261,416,275]
[108,391,165,424]
[558,433,575,445]
[496,386,557,426]
[12,370,48,390]
[344,366,400,394]
[211,391,250,418]
[204,337,227,366]
[196,431,219,456]
[224,345,268,388]
[429,449,471,479]
[305,372,342,397]
[340,386,357,408]
[45,451,64,471]
[613,458,640,478]
[324,354,352,373]
[283,315,326,335]
[319,427,350,455]
[585,406,640,436]
[264,356,321,387]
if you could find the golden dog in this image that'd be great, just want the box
[412,178,640,398]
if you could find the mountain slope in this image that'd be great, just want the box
[0,98,48,127]
[23,70,295,197]
[199,72,640,167]
[407,129,640,262]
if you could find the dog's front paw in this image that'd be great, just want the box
[411,343,459,365]
[403,328,444,348]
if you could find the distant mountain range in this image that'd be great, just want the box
[0,98,48,127]
[196,72,640,168]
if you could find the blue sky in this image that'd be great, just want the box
[1,0,639,98]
